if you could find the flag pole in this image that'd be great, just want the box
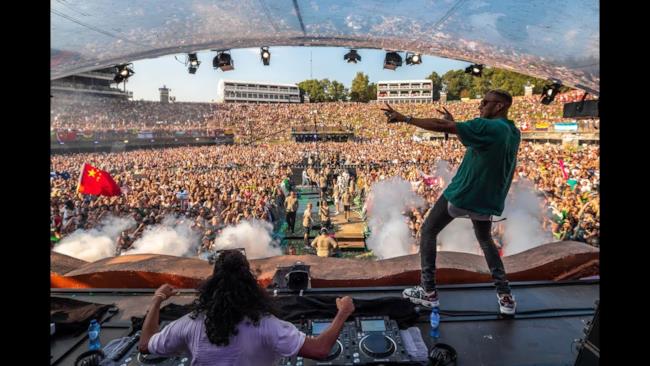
[76,163,86,194]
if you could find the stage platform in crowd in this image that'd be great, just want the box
[284,185,367,252]
[50,279,598,365]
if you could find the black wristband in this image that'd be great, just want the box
[405,116,413,124]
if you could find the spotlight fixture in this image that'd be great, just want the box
[213,50,234,71]
[405,52,422,65]
[286,261,311,291]
[260,47,271,66]
[465,64,483,77]
[344,49,361,64]
[188,53,200,74]
[383,51,403,70]
[113,64,134,83]
[541,82,562,105]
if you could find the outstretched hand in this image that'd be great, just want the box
[436,106,454,122]
[380,103,404,123]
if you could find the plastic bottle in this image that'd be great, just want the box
[430,308,440,340]
[88,319,101,350]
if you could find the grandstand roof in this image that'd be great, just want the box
[51,0,599,94]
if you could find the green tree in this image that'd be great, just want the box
[441,70,473,100]
[328,80,347,101]
[298,79,347,102]
[298,79,326,102]
[425,71,443,100]
[441,67,556,99]
[367,82,377,101]
[350,72,370,102]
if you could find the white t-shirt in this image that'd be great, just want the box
[148,314,305,366]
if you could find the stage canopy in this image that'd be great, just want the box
[51,0,599,94]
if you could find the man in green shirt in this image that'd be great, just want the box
[381,90,520,315]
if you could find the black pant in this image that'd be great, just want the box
[286,211,296,233]
[420,195,510,294]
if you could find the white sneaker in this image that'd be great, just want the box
[402,286,439,308]
[497,293,516,315]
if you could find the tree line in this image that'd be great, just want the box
[298,68,567,103]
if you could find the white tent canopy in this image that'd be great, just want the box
[51,0,599,94]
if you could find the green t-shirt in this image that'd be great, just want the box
[443,117,521,216]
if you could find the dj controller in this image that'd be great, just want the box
[105,329,191,366]
[280,316,414,365]
[107,316,412,366]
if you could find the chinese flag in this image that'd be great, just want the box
[77,163,122,196]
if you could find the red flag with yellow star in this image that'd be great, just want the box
[77,163,121,196]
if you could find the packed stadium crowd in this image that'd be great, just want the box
[51,135,599,253]
[51,93,595,144]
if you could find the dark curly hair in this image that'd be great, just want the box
[189,249,276,346]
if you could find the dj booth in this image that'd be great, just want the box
[50,280,599,366]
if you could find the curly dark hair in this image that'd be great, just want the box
[189,249,276,346]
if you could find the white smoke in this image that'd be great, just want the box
[435,173,552,256]
[366,177,425,259]
[431,160,483,254]
[432,159,455,187]
[438,220,483,255]
[501,180,553,255]
[417,160,552,256]
[125,215,200,257]
[53,215,136,262]
[213,219,282,259]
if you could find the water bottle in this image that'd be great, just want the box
[430,308,440,340]
[88,319,101,350]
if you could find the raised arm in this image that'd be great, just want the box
[380,103,458,134]
[138,284,179,353]
[298,296,355,360]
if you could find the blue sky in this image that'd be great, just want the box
[128,47,470,102]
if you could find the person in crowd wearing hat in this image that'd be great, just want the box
[311,228,338,258]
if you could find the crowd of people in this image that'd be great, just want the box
[51,93,595,145]
[51,135,599,254]
[50,92,599,256]
[50,145,296,254]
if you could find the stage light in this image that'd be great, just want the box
[344,49,361,63]
[213,50,234,71]
[541,82,562,105]
[465,64,483,77]
[260,47,271,66]
[405,52,422,65]
[188,53,200,74]
[286,261,310,291]
[383,51,402,70]
[114,64,134,83]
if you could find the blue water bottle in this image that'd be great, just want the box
[88,319,101,350]
[430,308,440,340]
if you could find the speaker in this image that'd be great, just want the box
[574,301,599,366]
[563,100,599,119]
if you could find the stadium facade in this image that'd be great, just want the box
[216,79,302,104]
[376,79,433,104]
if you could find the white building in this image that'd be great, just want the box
[377,79,433,104]
[216,80,302,103]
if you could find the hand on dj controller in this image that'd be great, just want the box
[336,296,355,316]
[153,283,179,301]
